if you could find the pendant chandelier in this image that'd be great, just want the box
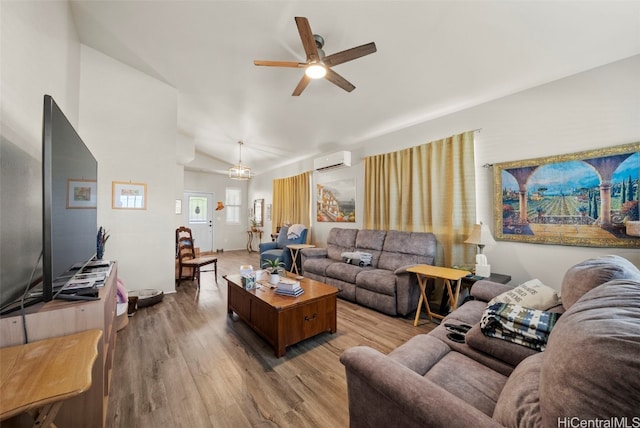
[229,141,251,180]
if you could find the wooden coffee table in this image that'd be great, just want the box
[226,274,338,357]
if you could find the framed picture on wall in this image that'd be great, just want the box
[317,178,356,222]
[494,142,640,247]
[112,181,147,210]
[67,179,97,209]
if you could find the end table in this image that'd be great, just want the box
[438,272,512,315]
[407,265,471,325]
[287,244,315,275]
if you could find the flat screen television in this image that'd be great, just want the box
[42,94,98,301]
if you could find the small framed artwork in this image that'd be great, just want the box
[112,181,147,210]
[67,179,97,209]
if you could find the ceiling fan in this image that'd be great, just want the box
[254,17,377,96]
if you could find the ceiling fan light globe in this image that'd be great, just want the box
[305,64,327,79]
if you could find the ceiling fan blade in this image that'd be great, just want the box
[254,60,305,68]
[323,42,377,67]
[295,17,319,62]
[324,68,355,93]
[292,74,312,96]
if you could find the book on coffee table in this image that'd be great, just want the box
[275,287,304,297]
[277,278,301,291]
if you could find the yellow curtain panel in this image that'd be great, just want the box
[272,171,311,235]
[364,131,476,266]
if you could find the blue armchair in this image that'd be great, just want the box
[259,225,308,272]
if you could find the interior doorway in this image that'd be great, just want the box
[183,192,214,253]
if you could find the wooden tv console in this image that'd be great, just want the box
[0,262,119,428]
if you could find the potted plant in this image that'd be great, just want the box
[249,216,259,232]
[262,258,284,285]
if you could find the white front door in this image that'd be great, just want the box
[184,192,214,253]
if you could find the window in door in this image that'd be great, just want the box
[188,196,208,223]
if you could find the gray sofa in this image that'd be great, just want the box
[340,255,640,427]
[301,228,437,316]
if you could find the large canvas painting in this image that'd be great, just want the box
[494,142,640,247]
[317,179,356,222]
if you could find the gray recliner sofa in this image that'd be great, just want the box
[301,227,437,316]
[340,255,640,427]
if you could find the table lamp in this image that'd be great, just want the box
[464,222,496,277]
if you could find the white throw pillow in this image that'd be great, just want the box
[488,278,561,310]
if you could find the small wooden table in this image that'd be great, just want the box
[407,265,471,326]
[226,273,337,357]
[247,230,263,253]
[0,329,102,427]
[438,272,512,315]
[287,244,316,275]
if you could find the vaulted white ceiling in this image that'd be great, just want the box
[69,1,640,175]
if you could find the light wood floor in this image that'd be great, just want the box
[107,250,436,428]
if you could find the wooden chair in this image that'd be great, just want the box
[176,227,217,288]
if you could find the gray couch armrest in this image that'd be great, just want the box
[340,346,503,428]
[300,247,327,259]
[300,247,328,268]
[393,264,419,275]
[471,280,514,302]
[465,324,539,367]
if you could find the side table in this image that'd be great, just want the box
[287,244,315,275]
[438,272,512,315]
[406,265,471,326]
[246,229,263,253]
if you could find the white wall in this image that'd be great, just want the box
[0,0,81,305]
[79,46,178,294]
[246,151,373,247]
[183,170,248,251]
[251,55,640,289]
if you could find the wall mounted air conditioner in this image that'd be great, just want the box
[313,151,351,172]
